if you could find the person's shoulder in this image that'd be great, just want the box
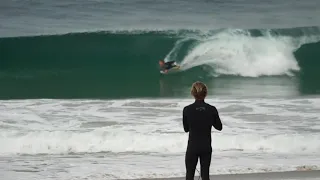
[183,103,192,109]
[205,102,218,111]
[183,103,193,110]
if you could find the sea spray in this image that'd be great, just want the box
[176,29,300,77]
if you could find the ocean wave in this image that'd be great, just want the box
[1,26,320,99]
[0,128,319,155]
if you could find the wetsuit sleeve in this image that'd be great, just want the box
[212,107,223,131]
[166,61,174,66]
[165,61,175,69]
[183,107,189,132]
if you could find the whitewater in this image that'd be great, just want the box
[2,0,320,179]
[1,97,320,179]
[165,29,320,77]
[1,24,320,180]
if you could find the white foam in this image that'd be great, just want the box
[0,129,185,155]
[165,29,320,77]
[0,98,319,155]
[1,151,319,180]
[1,124,320,155]
[1,98,320,179]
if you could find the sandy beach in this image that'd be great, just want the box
[132,170,320,180]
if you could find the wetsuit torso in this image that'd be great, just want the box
[160,61,176,71]
[182,99,223,180]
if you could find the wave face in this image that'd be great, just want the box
[1,26,320,99]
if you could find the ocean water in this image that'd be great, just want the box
[1,0,320,179]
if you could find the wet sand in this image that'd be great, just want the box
[131,170,320,180]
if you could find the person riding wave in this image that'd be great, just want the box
[159,60,178,73]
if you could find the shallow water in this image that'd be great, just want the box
[1,98,319,179]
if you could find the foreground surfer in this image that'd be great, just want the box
[182,81,223,180]
[159,60,178,74]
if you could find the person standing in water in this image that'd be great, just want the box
[182,81,223,180]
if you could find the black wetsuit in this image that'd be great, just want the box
[182,99,223,180]
[160,61,176,71]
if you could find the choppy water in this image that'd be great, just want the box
[1,97,320,179]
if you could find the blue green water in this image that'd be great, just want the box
[1,28,320,99]
[1,0,320,99]
[1,1,320,180]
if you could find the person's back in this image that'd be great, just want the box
[182,81,223,180]
[183,101,222,152]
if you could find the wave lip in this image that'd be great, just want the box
[167,28,320,77]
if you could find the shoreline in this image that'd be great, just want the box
[128,170,320,180]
